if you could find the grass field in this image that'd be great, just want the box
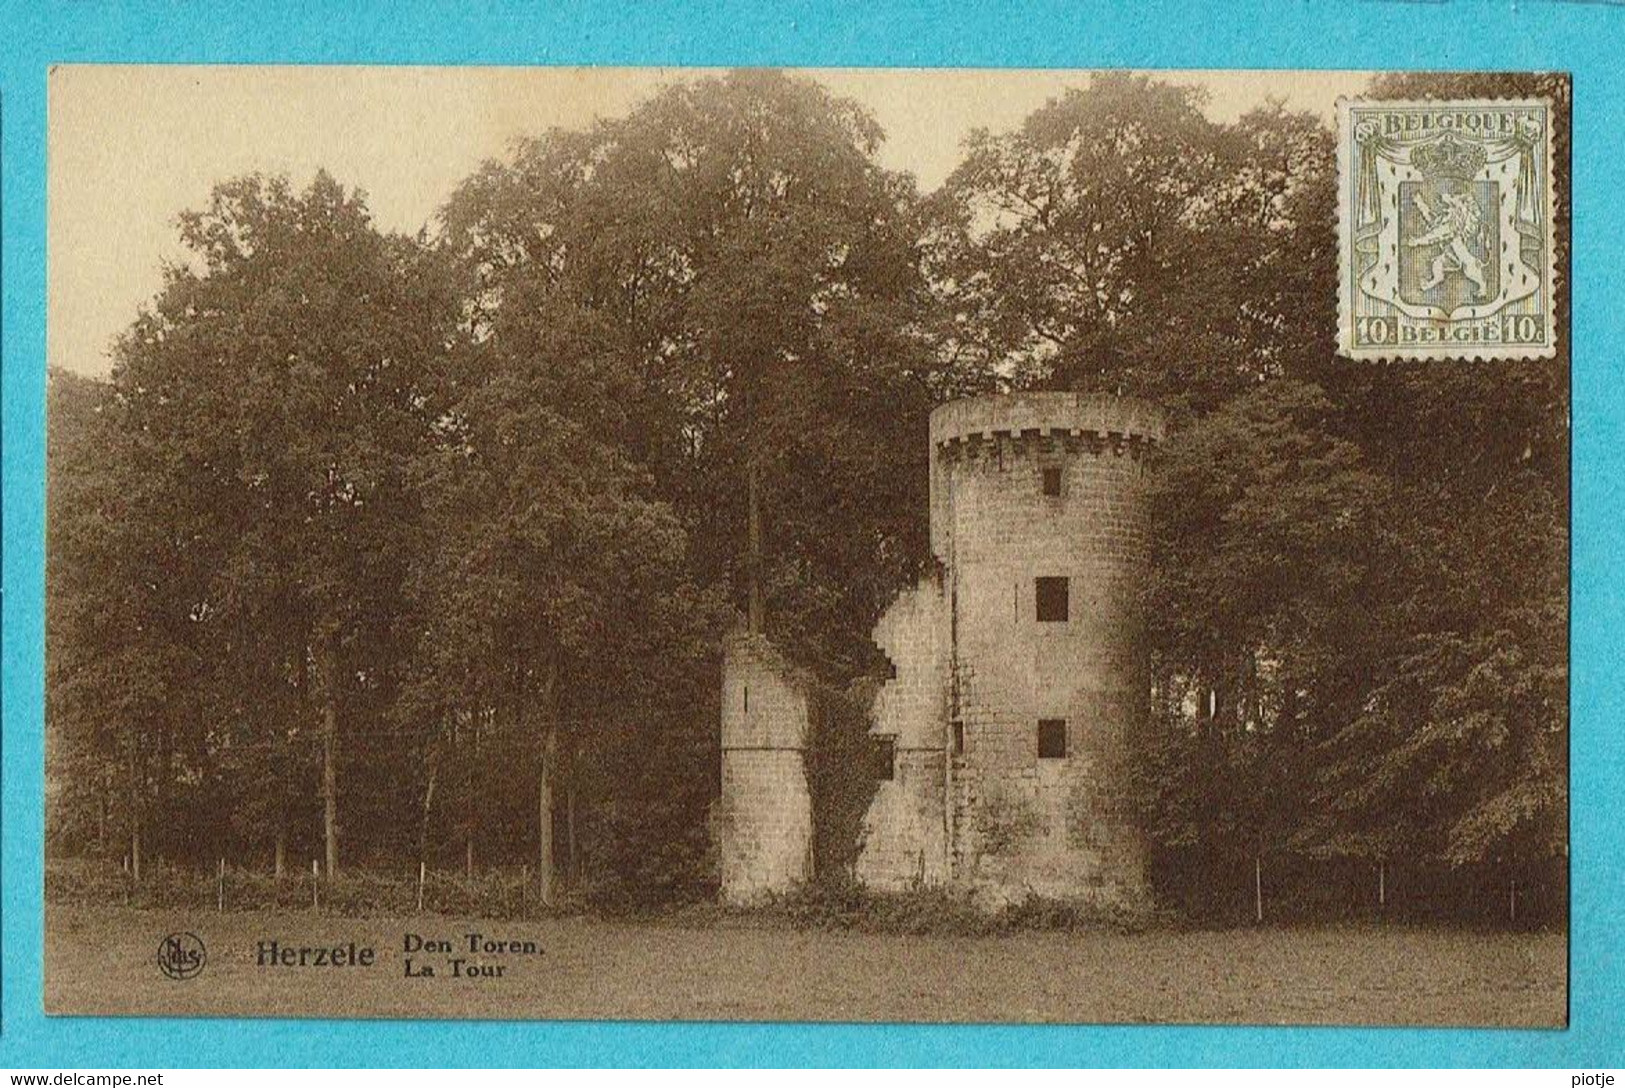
[45,904,1566,1026]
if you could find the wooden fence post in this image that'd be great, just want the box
[312,858,320,910]
[417,861,426,913]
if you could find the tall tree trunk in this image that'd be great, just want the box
[274,738,288,880]
[534,663,560,907]
[97,768,110,854]
[317,638,340,878]
[418,739,441,868]
[747,454,764,633]
[275,642,300,881]
[566,779,578,884]
[538,729,556,906]
[126,727,142,883]
[467,705,483,880]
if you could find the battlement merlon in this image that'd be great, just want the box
[928,393,1165,562]
[928,392,1166,450]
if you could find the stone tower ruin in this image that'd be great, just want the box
[717,392,1164,905]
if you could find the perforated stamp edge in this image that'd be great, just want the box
[1335,96,1559,362]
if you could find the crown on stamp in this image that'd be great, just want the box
[1412,133,1487,181]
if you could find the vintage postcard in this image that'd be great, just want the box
[45,66,1569,1026]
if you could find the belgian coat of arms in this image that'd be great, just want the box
[1338,99,1556,360]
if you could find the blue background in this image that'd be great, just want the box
[2,0,1621,1068]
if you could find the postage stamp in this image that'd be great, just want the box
[1337,98,1557,360]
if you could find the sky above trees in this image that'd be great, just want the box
[49,66,1371,380]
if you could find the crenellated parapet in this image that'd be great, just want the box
[929,392,1163,566]
[929,392,1165,451]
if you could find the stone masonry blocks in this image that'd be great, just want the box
[719,392,1163,907]
[717,632,814,903]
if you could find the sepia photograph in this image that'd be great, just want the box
[43,65,1569,1026]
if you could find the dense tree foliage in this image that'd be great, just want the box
[1117,73,1565,908]
[440,70,945,678]
[47,70,1566,917]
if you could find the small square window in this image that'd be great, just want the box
[1038,719,1067,759]
[1035,576,1069,622]
[873,736,896,781]
[1042,467,1062,496]
[951,719,965,755]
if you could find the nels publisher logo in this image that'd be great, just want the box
[157,932,206,980]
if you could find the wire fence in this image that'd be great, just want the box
[46,856,567,919]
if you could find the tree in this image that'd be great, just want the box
[1134,379,1393,896]
[104,172,458,875]
[1305,72,1570,877]
[931,74,1214,395]
[440,69,942,681]
[49,370,177,874]
[948,69,1569,913]
[401,312,730,901]
[933,75,1347,414]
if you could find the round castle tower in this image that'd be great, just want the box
[717,391,1162,906]
[930,392,1163,904]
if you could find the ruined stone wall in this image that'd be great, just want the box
[717,632,813,903]
[854,573,950,889]
[931,394,1163,905]
[717,392,1162,907]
